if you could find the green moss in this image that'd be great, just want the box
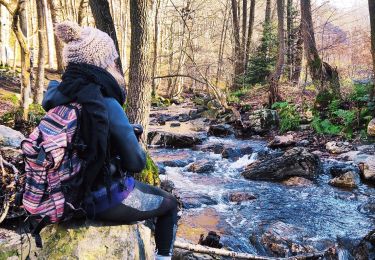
[0,246,18,260]
[41,224,87,259]
[0,90,18,105]
[136,153,160,186]
[151,95,171,107]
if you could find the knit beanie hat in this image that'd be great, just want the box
[55,21,118,69]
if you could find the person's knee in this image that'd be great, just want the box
[164,195,178,212]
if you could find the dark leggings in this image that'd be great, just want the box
[96,180,178,256]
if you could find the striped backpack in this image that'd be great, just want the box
[21,103,87,246]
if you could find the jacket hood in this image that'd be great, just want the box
[42,80,71,111]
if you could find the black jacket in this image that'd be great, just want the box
[43,80,146,173]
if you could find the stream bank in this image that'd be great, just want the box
[149,98,375,259]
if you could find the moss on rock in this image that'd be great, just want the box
[28,221,154,260]
[136,153,160,186]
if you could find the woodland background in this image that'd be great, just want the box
[0,0,374,140]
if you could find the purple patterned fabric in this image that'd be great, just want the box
[85,177,135,217]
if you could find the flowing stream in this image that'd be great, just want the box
[150,136,375,257]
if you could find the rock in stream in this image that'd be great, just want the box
[242,147,321,181]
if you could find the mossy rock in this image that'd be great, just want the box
[27,221,154,260]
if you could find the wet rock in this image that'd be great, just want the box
[161,180,175,193]
[352,230,375,260]
[161,159,193,168]
[242,109,279,134]
[171,122,181,127]
[198,231,223,249]
[296,139,310,147]
[367,118,375,136]
[357,145,375,154]
[188,160,215,174]
[189,109,202,120]
[155,114,179,125]
[198,143,225,154]
[148,131,206,148]
[207,124,234,137]
[178,113,191,122]
[325,160,360,177]
[228,192,256,203]
[0,125,25,148]
[326,141,352,154]
[222,146,253,161]
[216,108,241,124]
[249,221,328,258]
[358,155,375,182]
[329,171,359,189]
[242,147,321,181]
[183,195,217,209]
[268,134,295,148]
[282,177,314,187]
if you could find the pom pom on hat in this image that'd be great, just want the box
[55,21,82,43]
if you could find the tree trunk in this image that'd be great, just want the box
[268,0,284,105]
[291,23,303,84]
[13,0,32,119]
[44,0,55,69]
[241,0,247,72]
[89,0,123,71]
[300,0,340,97]
[151,0,161,97]
[78,0,88,25]
[265,0,271,25]
[47,0,64,72]
[216,1,229,86]
[369,0,375,100]
[245,0,255,72]
[286,0,293,80]
[231,0,242,88]
[34,0,47,104]
[127,0,154,144]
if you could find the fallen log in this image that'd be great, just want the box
[174,240,330,260]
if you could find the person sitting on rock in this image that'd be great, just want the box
[42,21,178,260]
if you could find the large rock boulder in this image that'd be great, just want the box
[30,222,154,259]
[0,222,154,260]
[242,109,279,134]
[242,147,321,181]
[367,119,375,136]
[351,230,375,260]
[148,131,206,148]
[0,125,25,148]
